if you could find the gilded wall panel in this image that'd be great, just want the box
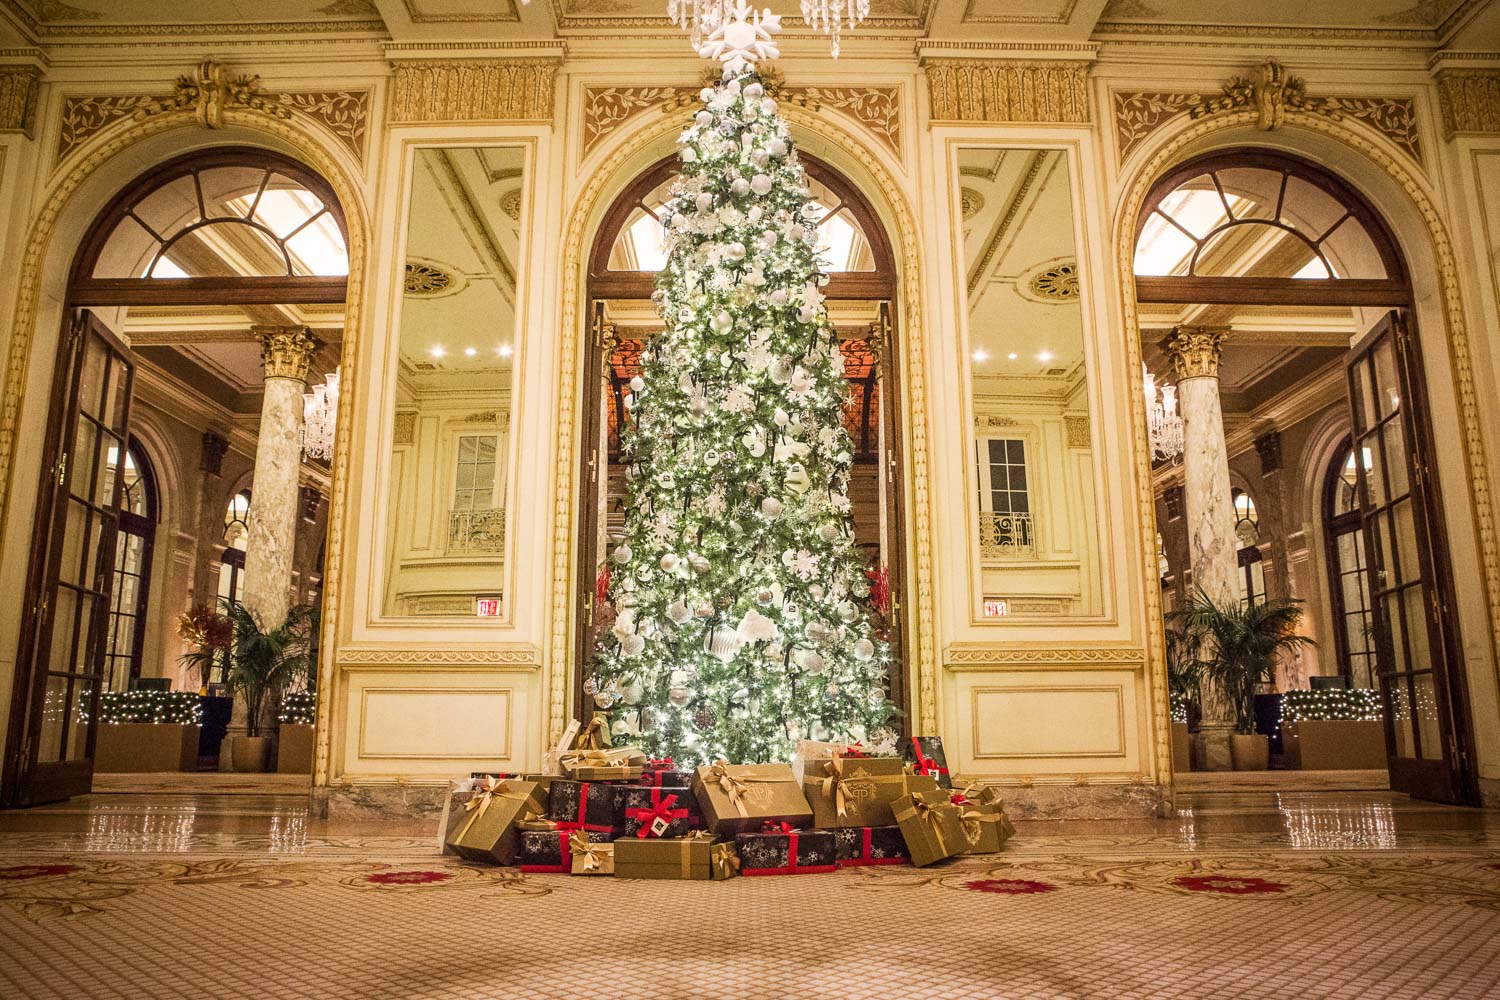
[924,60,1091,124]
[389,60,557,123]
[1437,71,1500,138]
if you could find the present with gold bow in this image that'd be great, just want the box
[892,788,967,867]
[559,745,647,781]
[613,831,720,880]
[692,760,813,835]
[519,828,612,873]
[568,830,616,875]
[951,783,1016,854]
[802,753,936,828]
[735,822,837,876]
[902,735,952,789]
[442,776,550,865]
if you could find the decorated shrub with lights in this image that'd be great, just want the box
[98,691,203,725]
[1279,689,1382,725]
[583,21,899,764]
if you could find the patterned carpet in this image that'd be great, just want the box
[4,842,1500,998]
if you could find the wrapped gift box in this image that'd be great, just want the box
[559,746,647,781]
[902,735,952,789]
[953,785,1016,855]
[617,785,699,839]
[637,768,696,789]
[802,755,937,828]
[519,829,613,873]
[613,834,723,880]
[568,831,616,875]
[892,789,967,867]
[549,778,623,834]
[735,825,837,875]
[693,761,813,836]
[443,777,550,866]
[832,825,910,867]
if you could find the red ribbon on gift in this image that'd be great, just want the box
[554,781,615,834]
[910,737,949,779]
[520,830,575,873]
[647,757,675,771]
[626,790,690,839]
[743,823,836,876]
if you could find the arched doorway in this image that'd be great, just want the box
[574,151,909,723]
[1137,149,1474,802]
[3,147,346,806]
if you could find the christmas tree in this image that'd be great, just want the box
[585,5,899,764]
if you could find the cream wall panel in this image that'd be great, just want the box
[950,668,1144,778]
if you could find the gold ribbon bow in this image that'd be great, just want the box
[579,716,608,751]
[706,759,783,818]
[568,830,611,872]
[819,754,852,818]
[559,746,646,774]
[453,777,513,840]
[911,796,955,856]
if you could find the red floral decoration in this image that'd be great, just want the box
[865,565,891,617]
[0,863,77,881]
[364,870,454,886]
[595,564,611,606]
[964,878,1059,895]
[1172,874,1288,895]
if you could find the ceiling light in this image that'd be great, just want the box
[464,347,478,357]
[430,346,446,359]
[497,344,514,358]
[972,349,989,362]
[1038,350,1054,362]
[1007,352,1018,361]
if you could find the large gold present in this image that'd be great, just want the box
[443,777,550,865]
[568,831,616,875]
[559,745,647,781]
[802,756,938,828]
[892,788,967,867]
[692,760,813,836]
[613,832,720,880]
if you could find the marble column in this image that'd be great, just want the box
[242,326,317,629]
[1165,326,1240,771]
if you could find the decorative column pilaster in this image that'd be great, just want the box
[242,326,316,629]
[1165,325,1239,771]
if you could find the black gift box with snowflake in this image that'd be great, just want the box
[734,826,837,875]
[831,825,909,867]
[617,785,701,839]
[548,779,623,834]
[518,829,614,873]
[902,735,952,789]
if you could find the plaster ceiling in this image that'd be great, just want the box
[1097,0,1467,29]
[5,0,384,25]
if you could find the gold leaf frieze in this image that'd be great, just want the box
[1436,71,1500,138]
[389,60,557,124]
[0,66,42,136]
[924,60,1091,124]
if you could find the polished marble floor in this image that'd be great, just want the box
[2,789,1499,998]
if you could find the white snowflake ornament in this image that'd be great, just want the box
[698,1,782,75]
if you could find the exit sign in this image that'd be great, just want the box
[983,599,1009,618]
[475,598,501,617]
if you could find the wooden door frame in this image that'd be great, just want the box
[573,153,909,727]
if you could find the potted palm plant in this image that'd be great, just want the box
[1174,590,1314,771]
[184,600,313,772]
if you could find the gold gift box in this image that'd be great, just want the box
[568,831,616,875]
[892,788,968,868]
[560,746,647,781]
[444,778,550,866]
[692,761,813,836]
[802,757,938,829]
[613,835,730,880]
[955,785,1016,855]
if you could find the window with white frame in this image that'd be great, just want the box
[976,437,1033,557]
[453,434,499,511]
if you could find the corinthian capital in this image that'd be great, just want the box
[255,326,318,382]
[1164,326,1228,381]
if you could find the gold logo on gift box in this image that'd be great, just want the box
[742,784,773,806]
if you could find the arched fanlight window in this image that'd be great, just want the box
[1325,441,1377,688]
[1232,488,1260,548]
[102,441,156,692]
[218,489,252,606]
[1231,487,1266,607]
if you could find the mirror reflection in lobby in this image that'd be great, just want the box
[382,146,524,618]
[957,148,1103,619]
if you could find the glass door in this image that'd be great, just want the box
[3,311,134,807]
[1345,310,1472,803]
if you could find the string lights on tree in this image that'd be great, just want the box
[1279,688,1382,725]
[98,691,203,725]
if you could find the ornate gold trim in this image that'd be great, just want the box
[339,648,540,665]
[1113,62,1422,165]
[923,59,1091,124]
[580,83,902,162]
[1164,326,1226,381]
[58,88,372,164]
[388,60,558,124]
[0,98,370,792]
[946,646,1144,665]
[255,326,318,383]
[1116,106,1500,789]
[0,65,41,136]
[551,104,937,743]
[402,0,520,21]
[1435,70,1500,137]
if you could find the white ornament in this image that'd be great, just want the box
[704,623,744,662]
[711,309,733,332]
[630,375,645,392]
[745,82,764,99]
[737,609,779,643]
[760,497,783,517]
[819,523,840,542]
[699,87,715,102]
[660,553,680,572]
[769,287,789,306]
[696,192,714,212]
[726,241,746,260]
[750,174,772,196]
[731,177,750,197]
[761,98,777,115]
[769,137,788,157]
[690,553,711,574]
[622,681,644,705]
[667,601,691,625]
[773,407,789,427]
[853,638,875,661]
[797,304,816,324]
[620,633,646,657]
[681,147,698,163]
[695,110,713,127]
[613,544,633,564]
[786,463,811,493]
[611,719,631,737]
[668,685,694,707]
[755,587,775,605]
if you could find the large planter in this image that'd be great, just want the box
[1230,733,1270,771]
[1282,720,1386,770]
[95,723,200,773]
[1171,722,1192,774]
[276,723,315,774]
[231,735,271,773]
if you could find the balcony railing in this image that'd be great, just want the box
[979,510,1035,560]
[448,507,506,554]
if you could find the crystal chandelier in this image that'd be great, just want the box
[799,0,870,58]
[668,0,734,48]
[302,368,339,462]
[1142,364,1183,461]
